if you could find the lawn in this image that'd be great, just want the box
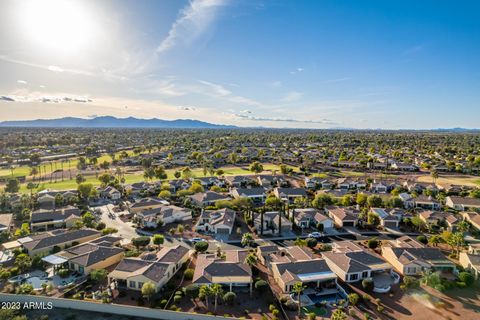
[303,306,328,316]
[417,174,480,187]
[14,163,296,193]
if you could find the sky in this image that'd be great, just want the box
[0,0,479,129]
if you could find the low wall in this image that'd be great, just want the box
[0,293,234,320]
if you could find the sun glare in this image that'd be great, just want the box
[18,0,94,53]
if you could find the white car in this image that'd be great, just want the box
[190,237,204,243]
[308,232,323,238]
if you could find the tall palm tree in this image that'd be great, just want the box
[210,284,223,313]
[199,285,212,310]
[293,282,306,317]
[260,205,265,235]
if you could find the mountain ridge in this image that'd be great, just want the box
[0,116,236,129]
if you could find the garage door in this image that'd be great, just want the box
[384,221,398,228]
[343,221,355,227]
[216,228,230,234]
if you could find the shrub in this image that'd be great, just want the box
[255,280,268,293]
[306,237,318,248]
[159,299,168,308]
[194,241,209,253]
[458,272,474,286]
[223,291,236,305]
[416,235,428,244]
[367,238,379,249]
[362,278,374,291]
[57,268,70,278]
[348,293,360,306]
[173,295,182,304]
[284,300,298,311]
[184,268,194,280]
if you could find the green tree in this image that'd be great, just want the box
[141,282,156,303]
[210,283,224,313]
[152,234,164,247]
[241,233,254,247]
[5,179,20,193]
[293,282,306,316]
[199,285,213,310]
[90,269,108,283]
[331,308,347,320]
[15,253,32,272]
[194,241,209,253]
[249,161,264,174]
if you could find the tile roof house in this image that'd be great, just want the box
[21,228,102,257]
[189,191,230,207]
[193,250,253,291]
[459,252,480,279]
[136,205,191,228]
[287,208,334,229]
[322,241,394,287]
[446,196,480,211]
[230,187,267,205]
[369,208,402,229]
[253,211,292,235]
[129,197,169,214]
[195,208,236,235]
[263,245,340,294]
[325,206,360,227]
[273,187,308,204]
[30,206,82,232]
[108,245,191,292]
[43,235,124,275]
[382,236,456,276]
[0,213,13,232]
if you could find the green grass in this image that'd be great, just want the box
[303,306,327,316]
[14,163,297,193]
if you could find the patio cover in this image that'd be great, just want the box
[298,271,336,282]
[42,254,68,265]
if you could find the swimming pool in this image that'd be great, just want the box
[26,276,51,290]
[307,292,346,304]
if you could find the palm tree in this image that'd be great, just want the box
[241,233,254,247]
[292,281,306,317]
[431,169,438,184]
[210,283,223,313]
[244,252,257,268]
[199,285,212,310]
[29,167,38,182]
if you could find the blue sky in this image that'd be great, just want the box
[0,0,479,128]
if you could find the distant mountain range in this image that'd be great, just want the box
[0,116,236,129]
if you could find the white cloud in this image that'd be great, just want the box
[48,65,64,72]
[290,67,304,75]
[280,91,303,102]
[157,0,228,54]
[17,80,28,85]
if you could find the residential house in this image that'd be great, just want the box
[253,211,292,235]
[109,245,191,292]
[461,212,480,230]
[195,208,236,235]
[459,252,480,279]
[369,208,402,228]
[189,191,230,207]
[137,205,191,228]
[193,250,253,292]
[305,177,332,190]
[21,229,102,257]
[287,208,334,230]
[325,206,359,227]
[98,186,121,201]
[30,206,82,232]
[382,236,456,276]
[129,197,169,215]
[257,175,288,189]
[230,187,267,205]
[446,196,480,211]
[411,195,441,210]
[0,214,13,232]
[322,241,395,289]
[42,235,124,275]
[273,187,308,204]
[225,176,257,188]
[266,245,341,295]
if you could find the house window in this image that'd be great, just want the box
[362,271,368,278]
[129,281,136,288]
[138,282,144,289]
[349,274,358,281]
[78,266,84,274]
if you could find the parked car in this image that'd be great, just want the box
[190,237,204,243]
[308,232,323,238]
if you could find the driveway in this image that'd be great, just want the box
[95,204,137,243]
